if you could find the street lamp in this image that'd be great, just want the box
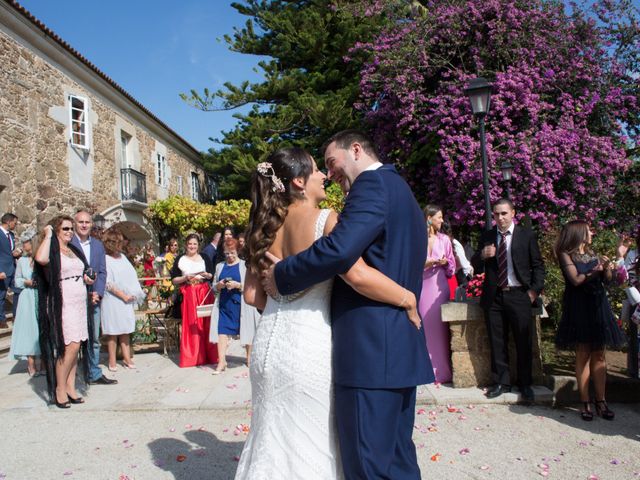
[464,77,493,231]
[500,160,513,199]
[92,214,106,229]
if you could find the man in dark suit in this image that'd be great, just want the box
[201,232,220,264]
[264,130,433,479]
[471,199,545,402]
[71,209,117,385]
[0,213,20,329]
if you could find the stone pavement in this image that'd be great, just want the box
[1,343,638,479]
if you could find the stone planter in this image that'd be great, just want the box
[441,301,544,388]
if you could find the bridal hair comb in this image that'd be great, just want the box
[256,162,286,192]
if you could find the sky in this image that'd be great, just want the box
[18,0,265,152]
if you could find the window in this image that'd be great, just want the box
[156,153,167,187]
[190,172,200,200]
[69,95,89,149]
[177,175,183,195]
[120,132,132,168]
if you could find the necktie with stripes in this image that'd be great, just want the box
[498,231,510,288]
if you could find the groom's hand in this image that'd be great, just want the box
[261,252,282,298]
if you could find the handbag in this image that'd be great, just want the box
[626,286,640,306]
[196,286,215,318]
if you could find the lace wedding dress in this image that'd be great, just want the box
[235,209,342,480]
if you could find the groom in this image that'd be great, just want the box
[263,130,433,479]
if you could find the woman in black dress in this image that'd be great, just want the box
[555,220,625,421]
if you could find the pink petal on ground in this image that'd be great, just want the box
[417,408,426,415]
[222,428,229,433]
[587,476,599,480]
[539,471,549,477]
[610,459,620,465]
[63,472,73,476]
[458,415,467,420]
[119,475,131,480]
[169,428,176,432]
[233,455,241,461]
[459,448,470,455]
[479,465,490,470]
[122,440,129,444]
[226,384,238,389]
[198,426,206,431]
[153,460,165,467]
[185,424,192,429]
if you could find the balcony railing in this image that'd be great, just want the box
[121,168,147,204]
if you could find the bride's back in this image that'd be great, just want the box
[268,204,322,261]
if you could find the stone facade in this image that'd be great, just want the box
[442,301,544,388]
[0,2,209,243]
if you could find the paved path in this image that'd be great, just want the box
[1,343,638,479]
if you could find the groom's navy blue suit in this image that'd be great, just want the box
[275,164,434,479]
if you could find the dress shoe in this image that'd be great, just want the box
[520,385,535,404]
[89,375,118,385]
[485,384,511,399]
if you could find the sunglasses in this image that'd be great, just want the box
[61,227,74,232]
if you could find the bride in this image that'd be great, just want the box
[234,147,421,479]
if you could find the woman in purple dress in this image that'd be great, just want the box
[418,205,456,383]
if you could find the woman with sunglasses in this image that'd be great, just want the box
[35,215,95,408]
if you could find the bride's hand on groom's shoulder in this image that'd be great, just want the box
[404,293,422,331]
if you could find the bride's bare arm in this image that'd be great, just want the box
[244,268,267,311]
[324,210,421,330]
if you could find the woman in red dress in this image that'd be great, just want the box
[170,234,218,367]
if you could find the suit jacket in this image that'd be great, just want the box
[201,243,217,264]
[70,236,107,297]
[274,164,434,389]
[0,229,16,283]
[471,225,545,308]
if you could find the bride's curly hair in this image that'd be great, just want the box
[245,147,314,272]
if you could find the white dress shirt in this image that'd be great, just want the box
[496,223,521,287]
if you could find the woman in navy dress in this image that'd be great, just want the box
[555,220,625,421]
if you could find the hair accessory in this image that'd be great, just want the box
[256,162,285,192]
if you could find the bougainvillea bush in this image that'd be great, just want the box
[350,0,639,228]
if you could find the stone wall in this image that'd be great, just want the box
[442,302,544,388]
[0,24,205,240]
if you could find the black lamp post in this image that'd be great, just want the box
[464,77,493,231]
[500,160,513,199]
[92,214,106,229]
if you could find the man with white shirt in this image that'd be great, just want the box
[0,213,20,329]
[471,199,545,403]
[71,209,117,385]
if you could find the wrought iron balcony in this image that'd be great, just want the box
[120,168,147,205]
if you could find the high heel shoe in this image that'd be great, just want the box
[54,397,70,409]
[212,363,227,375]
[594,400,615,420]
[122,363,137,370]
[579,402,593,421]
[107,365,118,372]
[68,395,85,404]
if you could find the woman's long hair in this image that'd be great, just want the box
[554,220,591,260]
[245,147,313,272]
[35,215,94,402]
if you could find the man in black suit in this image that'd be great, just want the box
[472,199,545,402]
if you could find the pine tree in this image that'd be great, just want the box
[181,0,389,198]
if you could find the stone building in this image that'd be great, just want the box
[0,0,213,243]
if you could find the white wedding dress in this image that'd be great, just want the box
[235,209,342,480]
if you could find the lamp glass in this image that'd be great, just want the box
[501,161,513,181]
